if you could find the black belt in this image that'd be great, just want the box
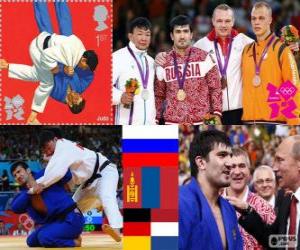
[43,35,51,50]
[82,153,111,189]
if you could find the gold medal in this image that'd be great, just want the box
[253,75,261,87]
[177,89,186,101]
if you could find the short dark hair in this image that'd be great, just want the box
[68,98,86,114]
[189,130,231,178]
[10,161,29,175]
[83,50,98,72]
[128,17,152,33]
[169,15,193,33]
[39,130,57,148]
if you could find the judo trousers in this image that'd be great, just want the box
[27,210,84,247]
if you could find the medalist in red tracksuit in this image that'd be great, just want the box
[155,46,222,124]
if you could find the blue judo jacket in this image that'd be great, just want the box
[11,169,75,225]
[179,177,243,250]
[51,63,94,103]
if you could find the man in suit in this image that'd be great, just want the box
[228,135,300,249]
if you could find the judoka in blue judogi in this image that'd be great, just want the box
[179,178,243,250]
[10,161,84,247]
[179,130,243,250]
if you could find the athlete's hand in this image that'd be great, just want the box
[64,66,74,76]
[31,183,45,195]
[155,52,167,67]
[288,42,299,52]
[121,92,134,105]
[212,115,222,125]
[0,59,9,69]
[50,66,59,74]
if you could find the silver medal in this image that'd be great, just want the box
[141,89,149,100]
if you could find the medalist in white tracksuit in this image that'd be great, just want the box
[194,32,253,113]
[35,138,123,229]
[113,41,156,125]
[8,32,85,113]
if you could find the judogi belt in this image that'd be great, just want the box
[82,153,111,189]
[43,35,52,50]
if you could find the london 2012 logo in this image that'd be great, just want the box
[267,81,298,120]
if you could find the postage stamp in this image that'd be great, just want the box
[0,0,112,124]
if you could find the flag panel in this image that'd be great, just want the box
[160,167,178,209]
[123,125,178,139]
[151,209,178,222]
[122,139,179,153]
[124,236,151,250]
[122,126,179,249]
[124,167,142,208]
[142,167,160,208]
[151,236,178,250]
[123,222,151,236]
[151,222,178,236]
[123,208,151,222]
[123,153,178,168]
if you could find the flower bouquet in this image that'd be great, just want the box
[280,25,299,55]
[124,78,140,108]
[203,114,219,125]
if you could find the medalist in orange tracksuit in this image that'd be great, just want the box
[242,33,300,124]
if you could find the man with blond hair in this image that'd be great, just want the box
[242,1,300,124]
[194,4,254,124]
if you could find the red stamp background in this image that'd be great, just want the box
[1,1,112,124]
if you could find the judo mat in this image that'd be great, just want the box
[0,234,122,250]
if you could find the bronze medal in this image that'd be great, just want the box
[253,75,261,87]
[221,76,227,89]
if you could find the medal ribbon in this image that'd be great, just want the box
[253,35,275,75]
[172,48,192,90]
[214,38,233,77]
[127,46,149,90]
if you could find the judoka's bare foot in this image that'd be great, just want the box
[27,118,41,125]
[74,235,82,247]
[27,111,40,125]
[102,224,121,242]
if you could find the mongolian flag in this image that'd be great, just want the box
[123,126,178,250]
